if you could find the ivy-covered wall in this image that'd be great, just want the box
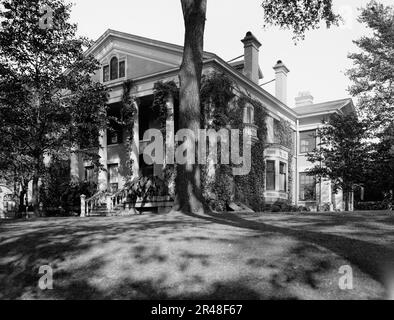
[147,72,298,212]
[233,95,268,212]
[199,72,268,212]
[200,72,238,212]
[151,80,179,199]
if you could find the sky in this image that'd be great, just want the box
[70,0,391,108]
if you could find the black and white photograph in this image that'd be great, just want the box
[0,0,393,304]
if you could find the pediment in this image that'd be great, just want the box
[86,30,216,80]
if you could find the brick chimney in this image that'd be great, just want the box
[273,60,290,105]
[295,91,314,107]
[241,31,261,84]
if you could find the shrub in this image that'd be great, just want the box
[320,203,332,212]
[271,205,281,213]
[355,201,390,211]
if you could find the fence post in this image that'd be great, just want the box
[80,195,86,217]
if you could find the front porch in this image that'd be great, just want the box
[73,88,177,216]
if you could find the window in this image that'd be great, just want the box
[103,65,109,82]
[108,164,119,193]
[119,60,125,78]
[299,173,316,201]
[107,104,123,145]
[103,57,126,82]
[279,162,287,191]
[243,104,254,124]
[266,160,275,191]
[110,57,118,81]
[107,120,123,145]
[84,166,95,183]
[300,130,316,153]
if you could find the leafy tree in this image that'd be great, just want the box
[367,124,394,204]
[346,1,394,208]
[261,0,339,40]
[176,0,339,213]
[0,0,108,214]
[307,113,370,211]
[347,1,394,131]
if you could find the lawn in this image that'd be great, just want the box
[0,211,393,300]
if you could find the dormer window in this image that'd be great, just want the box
[103,56,126,82]
[243,103,254,124]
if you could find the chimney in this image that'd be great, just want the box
[273,60,290,104]
[295,91,314,107]
[241,31,261,84]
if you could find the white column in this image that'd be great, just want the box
[80,195,86,217]
[98,129,108,191]
[165,94,174,166]
[70,147,80,183]
[0,194,5,219]
[131,101,140,179]
[266,116,274,144]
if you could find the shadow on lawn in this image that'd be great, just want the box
[185,211,394,293]
[0,212,391,299]
[0,216,207,299]
[0,215,298,299]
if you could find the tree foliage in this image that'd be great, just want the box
[368,124,394,198]
[0,0,108,212]
[261,0,340,40]
[347,1,394,131]
[307,113,370,211]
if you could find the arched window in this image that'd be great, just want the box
[110,57,118,80]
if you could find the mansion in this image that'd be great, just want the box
[1,30,356,217]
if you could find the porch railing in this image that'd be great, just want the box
[109,187,129,212]
[80,190,107,217]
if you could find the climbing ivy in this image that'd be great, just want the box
[151,80,179,198]
[150,73,270,212]
[121,79,138,180]
[200,72,268,212]
[234,95,268,212]
[200,72,237,211]
[152,81,179,133]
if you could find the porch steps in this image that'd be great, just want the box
[86,196,174,217]
[88,204,123,217]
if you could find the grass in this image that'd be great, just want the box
[0,210,393,300]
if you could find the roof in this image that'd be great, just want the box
[229,60,264,80]
[86,29,299,120]
[86,29,217,61]
[293,98,355,116]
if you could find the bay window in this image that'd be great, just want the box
[266,160,275,191]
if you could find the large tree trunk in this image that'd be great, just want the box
[18,182,28,213]
[175,0,207,214]
[344,190,349,212]
[32,175,40,215]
